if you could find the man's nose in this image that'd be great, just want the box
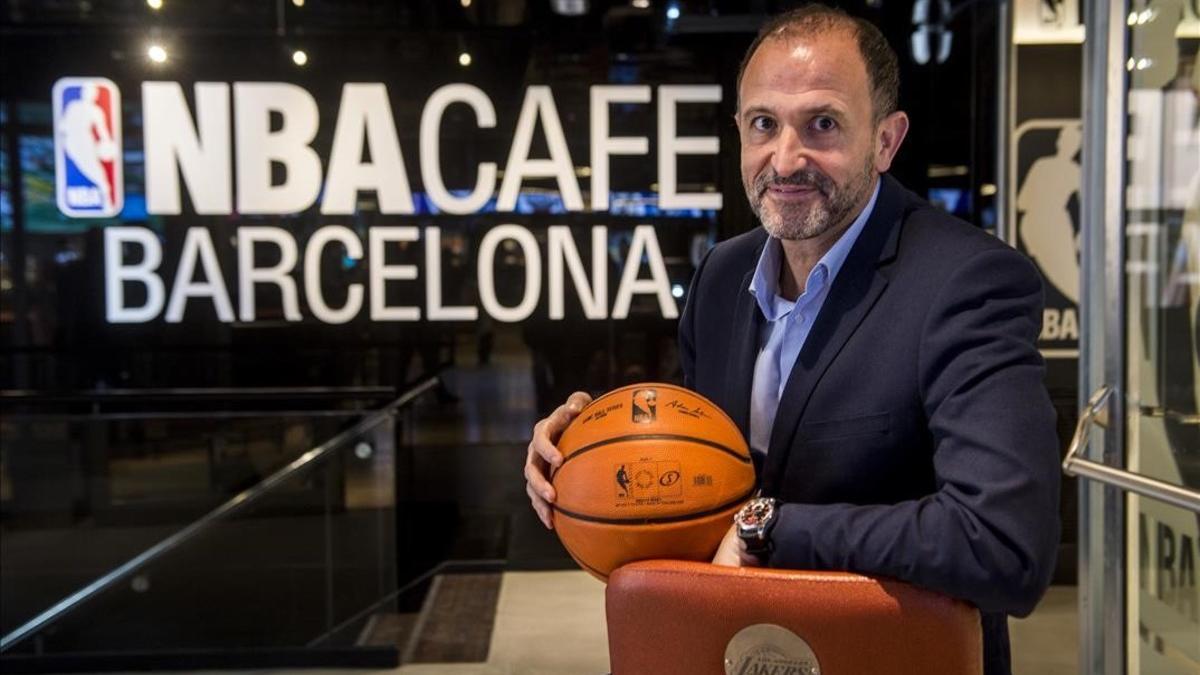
[770,126,810,178]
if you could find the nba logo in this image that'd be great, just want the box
[631,388,657,424]
[53,77,123,218]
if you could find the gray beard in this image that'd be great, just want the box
[748,161,876,241]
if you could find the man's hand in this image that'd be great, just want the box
[524,391,593,529]
[712,523,762,567]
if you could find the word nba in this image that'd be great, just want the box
[53,78,123,218]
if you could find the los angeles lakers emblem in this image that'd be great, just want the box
[724,624,821,675]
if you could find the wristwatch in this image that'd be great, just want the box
[735,497,780,561]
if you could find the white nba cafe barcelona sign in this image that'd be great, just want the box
[53,79,724,324]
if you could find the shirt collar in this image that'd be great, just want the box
[748,178,881,319]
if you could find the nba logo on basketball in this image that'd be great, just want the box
[53,77,123,218]
[631,388,657,423]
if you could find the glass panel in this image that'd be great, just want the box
[4,432,393,655]
[1128,495,1200,671]
[0,394,410,663]
[1124,1,1200,671]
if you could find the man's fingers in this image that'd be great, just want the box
[544,392,593,440]
[523,438,557,502]
[545,405,576,444]
[529,436,562,471]
[528,417,565,467]
[526,482,555,529]
[565,391,593,413]
[524,393,591,528]
[530,394,594,466]
[522,457,557,502]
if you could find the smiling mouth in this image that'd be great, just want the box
[765,184,823,201]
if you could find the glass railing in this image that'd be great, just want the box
[0,380,438,670]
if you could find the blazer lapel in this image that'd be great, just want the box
[724,264,764,441]
[761,175,908,494]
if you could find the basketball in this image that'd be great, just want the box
[551,382,756,581]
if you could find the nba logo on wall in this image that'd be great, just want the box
[52,77,123,218]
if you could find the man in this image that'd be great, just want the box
[524,6,1060,674]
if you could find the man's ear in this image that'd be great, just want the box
[874,110,909,173]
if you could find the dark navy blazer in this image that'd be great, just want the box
[679,174,1061,675]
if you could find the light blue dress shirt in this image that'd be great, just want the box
[748,180,882,454]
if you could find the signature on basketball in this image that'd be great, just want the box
[581,403,623,425]
[665,400,713,419]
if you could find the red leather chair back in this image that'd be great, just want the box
[606,560,982,675]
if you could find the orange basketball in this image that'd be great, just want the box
[551,382,756,581]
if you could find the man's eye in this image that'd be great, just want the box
[750,116,775,132]
[812,116,837,132]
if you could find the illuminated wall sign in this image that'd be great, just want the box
[1006,1,1084,369]
[104,223,678,324]
[53,79,724,325]
[136,82,722,215]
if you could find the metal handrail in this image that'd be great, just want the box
[5,410,387,422]
[1062,385,1200,514]
[0,377,440,653]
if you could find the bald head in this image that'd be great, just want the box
[737,4,900,124]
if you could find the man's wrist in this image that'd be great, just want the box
[735,497,780,562]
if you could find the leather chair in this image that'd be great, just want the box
[606,560,982,675]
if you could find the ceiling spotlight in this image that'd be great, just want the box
[146,0,163,9]
[292,49,308,66]
[632,0,649,7]
[458,52,472,67]
[147,44,168,63]
[292,0,304,6]
[666,5,680,20]
[461,0,472,6]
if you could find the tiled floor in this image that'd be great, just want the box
[477,571,609,675]
[1010,585,1079,675]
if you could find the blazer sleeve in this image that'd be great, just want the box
[766,247,1061,617]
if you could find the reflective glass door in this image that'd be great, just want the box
[1077,0,1200,673]
[1123,0,1200,671]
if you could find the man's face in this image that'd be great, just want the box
[737,31,881,241]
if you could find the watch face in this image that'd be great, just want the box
[744,504,769,525]
[738,499,775,533]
